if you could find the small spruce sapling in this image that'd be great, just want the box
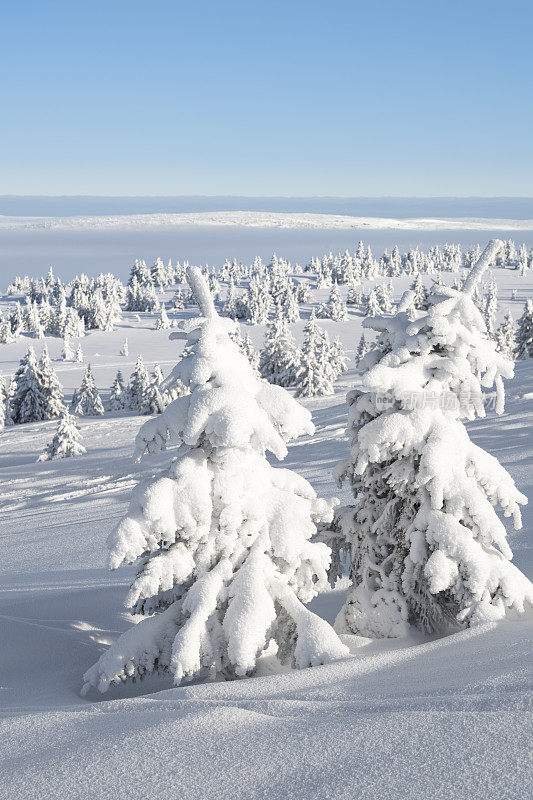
[38,409,86,461]
[109,371,126,411]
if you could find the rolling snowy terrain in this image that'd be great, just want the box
[0,232,532,800]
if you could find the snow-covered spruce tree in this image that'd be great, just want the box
[82,267,347,694]
[222,277,246,320]
[171,288,185,310]
[9,302,24,337]
[330,337,349,378]
[317,282,349,321]
[275,283,300,323]
[259,315,300,387]
[38,346,65,419]
[61,337,74,361]
[11,348,48,424]
[363,286,382,317]
[245,277,271,324]
[515,299,533,359]
[410,274,429,310]
[156,305,171,330]
[151,257,167,288]
[495,312,516,361]
[152,363,164,386]
[120,338,128,357]
[346,284,363,307]
[208,270,222,303]
[0,318,17,344]
[0,376,10,429]
[109,371,126,411]
[144,368,165,415]
[295,312,334,398]
[72,365,104,416]
[354,333,368,367]
[327,240,533,638]
[295,280,312,304]
[63,306,85,339]
[38,409,86,462]
[127,355,152,415]
[75,343,83,363]
[375,282,394,314]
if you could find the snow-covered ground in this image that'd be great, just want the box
[0,236,532,800]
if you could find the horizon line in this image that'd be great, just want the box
[1,194,533,201]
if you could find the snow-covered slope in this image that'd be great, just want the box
[0,264,532,800]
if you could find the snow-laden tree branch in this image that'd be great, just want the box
[462,238,502,295]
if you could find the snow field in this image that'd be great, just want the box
[0,240,532,800]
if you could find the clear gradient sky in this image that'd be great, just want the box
[1,0,532,196]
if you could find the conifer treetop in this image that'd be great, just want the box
[137,268,314,463]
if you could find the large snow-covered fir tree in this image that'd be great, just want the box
[82,267,347,694]
[325,240,533,638]
[72,365,104,416]
[38,409,86,461]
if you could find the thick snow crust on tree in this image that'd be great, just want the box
[83,268,347,693]
[329,246,533,638]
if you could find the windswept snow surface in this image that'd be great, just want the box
[0,263,532,799]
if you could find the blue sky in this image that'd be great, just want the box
[1,0,532,196]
